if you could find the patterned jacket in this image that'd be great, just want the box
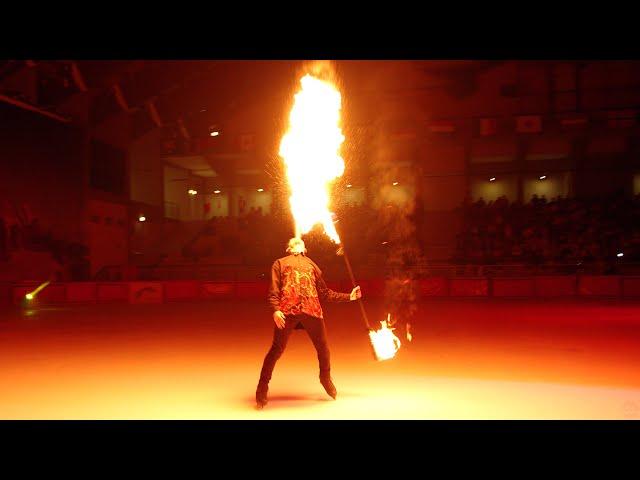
[267,254,351,319]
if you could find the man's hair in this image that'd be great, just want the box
[286,237,306,255]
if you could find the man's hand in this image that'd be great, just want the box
[350,285,362,301]
[273,310,286,329]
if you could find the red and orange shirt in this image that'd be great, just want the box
[268,254,350,319]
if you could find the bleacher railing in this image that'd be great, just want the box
[94,261,640,282]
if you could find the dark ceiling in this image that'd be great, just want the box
[0,60,499,137]
[0,59,514,181]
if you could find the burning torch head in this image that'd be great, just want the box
[286,237,307,255]
[368,317,402,362]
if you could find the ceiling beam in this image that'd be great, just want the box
[0,93,70,123]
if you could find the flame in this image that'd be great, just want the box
[279,73,345,243]
[369,314,402,361]
[25,281,50,301]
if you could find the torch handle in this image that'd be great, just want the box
[341,248,372,330]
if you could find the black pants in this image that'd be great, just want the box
[259,313,331,384]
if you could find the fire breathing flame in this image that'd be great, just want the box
[369,314,402,361]
[279,73,345,243]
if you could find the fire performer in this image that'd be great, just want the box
[255,237,362,409]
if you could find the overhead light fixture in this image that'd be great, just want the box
[392,181,399,186]
[188,189,197,195]
[617,252,624,258]
[346,184,352,188]
[138,216,146,222]
[539,175,547,180]
[257,188,264,192]
[489,177,496,182]
[213,190,221,194]
[210,131,219,137]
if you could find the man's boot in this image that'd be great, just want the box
[256,380,269,409]
[320,374,337,399]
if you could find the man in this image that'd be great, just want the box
[256,237,362,409]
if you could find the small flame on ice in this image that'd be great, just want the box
[369,314,402,361]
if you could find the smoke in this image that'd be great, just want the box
[368,123,421,335]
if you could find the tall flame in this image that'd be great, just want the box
[369,314,402,361]
[279,74,345,243]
